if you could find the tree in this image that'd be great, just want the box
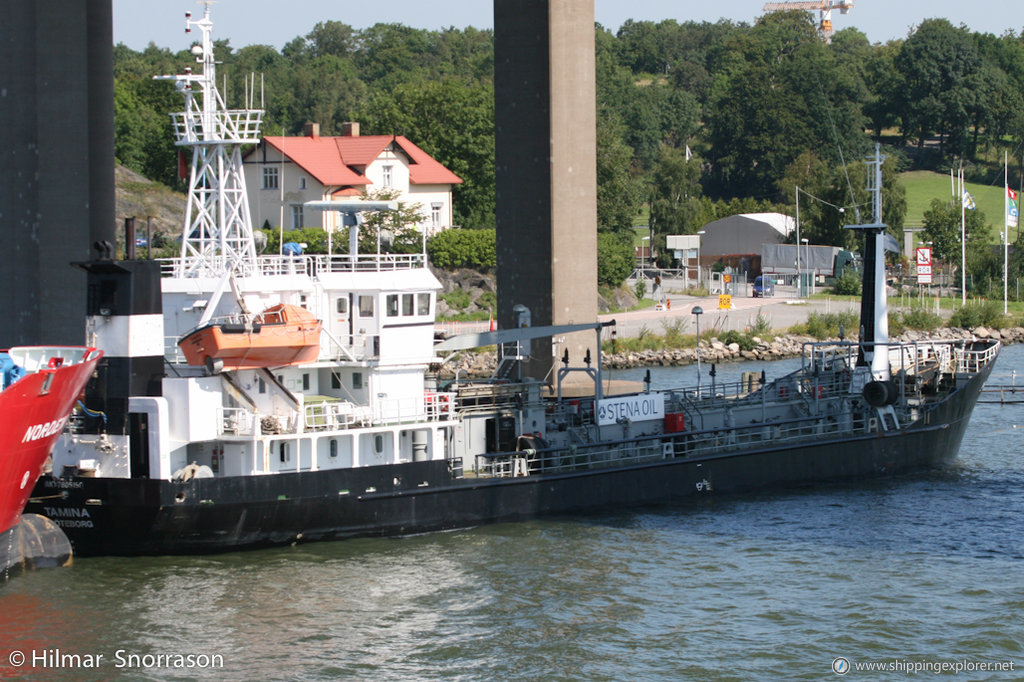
[860,39,902,138]
[649,145,703,265]
[894,19,981,156]
[355,78,495,228]
[597,232,635,287]
[705,11,868,199]
[921,199,991,289]
[357,188,426,254]
[596,114,643,232]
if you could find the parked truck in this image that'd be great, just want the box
[760,244,859,284]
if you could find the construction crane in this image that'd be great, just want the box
[761,1,854,42]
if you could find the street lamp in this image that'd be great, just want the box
[795,185,801,298]
[692,305,703,394]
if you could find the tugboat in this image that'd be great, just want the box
[1,345,101,576]
[26,8,999,556]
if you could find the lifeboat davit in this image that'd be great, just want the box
[178,304,322,371]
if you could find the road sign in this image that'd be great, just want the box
[718,294,732,310]
[916,247,933,284]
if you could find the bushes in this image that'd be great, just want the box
[896,308,942,331]
[719,329,757,351]
[427,228,496,269]
[428,228,637,289]
[597,232,635,287]
[949,301,1006,329]
[790,311,859,340]
[830,269,862,296]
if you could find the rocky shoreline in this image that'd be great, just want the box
[440,325,1022,378]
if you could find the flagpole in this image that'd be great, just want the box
[1006,151,1010,315]
[960,164,966,306]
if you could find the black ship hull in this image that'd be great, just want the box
[26,358,992,557]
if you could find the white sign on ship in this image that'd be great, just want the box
[596,393,665,426]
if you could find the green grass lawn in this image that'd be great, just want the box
[900,170,1010,242]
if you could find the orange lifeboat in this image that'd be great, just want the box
[178,304,322,371]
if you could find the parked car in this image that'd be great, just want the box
[753,275,774,297]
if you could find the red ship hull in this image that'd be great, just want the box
[0,347,101,537]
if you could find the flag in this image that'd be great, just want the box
[685,145,692,162]
[1010,188,1020,229]
[962,189,976,210]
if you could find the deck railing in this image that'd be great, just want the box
[476,407,871,480]
[158,252,425,279]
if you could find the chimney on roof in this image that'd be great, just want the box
[341,121,360,137]
[303,122,320,138]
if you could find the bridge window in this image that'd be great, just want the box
[358,295,374,317]
[417,293,431,316]
[386,294,399,318]
[402,294,414,316]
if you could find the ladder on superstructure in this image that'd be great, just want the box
[156,3,263,278]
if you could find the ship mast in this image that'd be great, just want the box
[156,3,263,278]
[847,143,890,380]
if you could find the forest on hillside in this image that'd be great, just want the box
[114,11,1024,284]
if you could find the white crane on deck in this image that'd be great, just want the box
[761,1,854,42]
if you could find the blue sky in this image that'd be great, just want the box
[113,1,1021,51]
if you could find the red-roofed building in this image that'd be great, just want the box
[243,122,463,238]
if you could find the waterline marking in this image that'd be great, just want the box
[7,648,224,670]
[832,656,1015,675]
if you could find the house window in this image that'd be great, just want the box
[431,203,443,230]
[382,165,393,188]
[352,372,363,390]
[417,293,431,316]
[386,294,399,317]
[358,295,374,317]
[262,166,279,190]
[299,176,307,190]
[290,205,303,229]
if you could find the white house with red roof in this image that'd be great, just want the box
[243,122,463,240]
